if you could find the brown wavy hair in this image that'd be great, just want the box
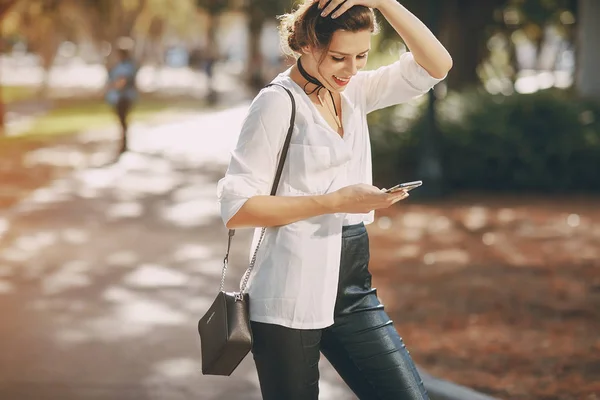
[278,1,378,58]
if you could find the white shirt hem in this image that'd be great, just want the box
[249,315,334,330]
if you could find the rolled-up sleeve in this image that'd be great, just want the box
[216,87,291,226]
[358,52,446,114]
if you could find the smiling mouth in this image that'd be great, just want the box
[333,75,350,86]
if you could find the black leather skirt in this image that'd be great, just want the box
[251,222,429,400]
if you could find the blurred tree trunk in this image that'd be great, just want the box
[247,5,266,92]
[196,0,227,102]
[37,36,61,97]
[576,0,600,100]
[437,0,505,90]
[205,9,219,101]
[244,0,290,92]
[382,0,504,90]
[0,0,16,15]
[0,0,19,136]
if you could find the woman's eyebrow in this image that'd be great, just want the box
[329,49,370,56]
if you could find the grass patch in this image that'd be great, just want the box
[0,95,204,158]
[2,85,38,104]
[13,96,203,139]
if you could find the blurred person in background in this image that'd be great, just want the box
[203,45,218,104]
[217,0,451,399]
[105,44,138,159]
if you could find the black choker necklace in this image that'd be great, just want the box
[296,58,338,117]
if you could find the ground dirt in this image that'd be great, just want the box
[368,194,600,400]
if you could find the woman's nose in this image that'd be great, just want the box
[347,60,358,76]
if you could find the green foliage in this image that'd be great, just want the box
[506,0,578,27]
[196,0,228,14]
[369,89,600,193]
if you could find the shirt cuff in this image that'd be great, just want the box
[219,199,249,226]
[217,174,267,226]
[399,52,446,92]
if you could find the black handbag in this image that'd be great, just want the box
[198,83,297,376]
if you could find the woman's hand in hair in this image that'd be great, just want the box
[316,0,381,19]
[327,183,408,214]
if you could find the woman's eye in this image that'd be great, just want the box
[331,54,367,62]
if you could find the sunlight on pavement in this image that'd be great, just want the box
[25,146,90,169]
[482,232,496,246]
[0,279,13,294]
[106,201,144,219]
[123,264,189,288]
[42,260,93,295]
[161,195,219,227]
[423,249,470,266]
[394,244,420,259]
[0,105,357,399]
[497,208,517,223]
[462,206,489,231]
[106,250,139,267]
[428,215,453,234]
[149,358,201,380]
[0,218,9,237]
[401,211,429,229]
[566,213,580,227]
[111,297,188,326]
[172,243,213,262]
[127,105,246,164]
[27,183,73,206]
[376,216,392,229]
[61,228,90,244]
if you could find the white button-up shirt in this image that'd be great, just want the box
[217,52,443,329]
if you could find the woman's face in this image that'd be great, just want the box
[304,29,371,92]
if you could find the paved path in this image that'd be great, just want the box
[0,105,359,400]
[0,104,499,400]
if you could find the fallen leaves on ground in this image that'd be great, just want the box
[368,194,600,400]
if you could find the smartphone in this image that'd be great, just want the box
[382,180,423,193]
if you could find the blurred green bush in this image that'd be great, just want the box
[369,88,600,193]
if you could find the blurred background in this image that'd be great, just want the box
[0,0,599,399]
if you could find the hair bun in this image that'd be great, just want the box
[278,1,376,56]
[287,25,301,52]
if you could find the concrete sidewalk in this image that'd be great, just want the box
[0,107,498,400]
[0,106,358,400]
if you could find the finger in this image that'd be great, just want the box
[391,192,409,204]
[317,0,331,10]
[331,0,354,19]
[321,0,345,17]
[386,189,407,198]
[391,196,408,205]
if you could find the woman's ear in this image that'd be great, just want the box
[301,46,323,64]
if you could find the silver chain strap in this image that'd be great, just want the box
[240,227,266,294]
[219,227,267,295]
[218,230,235,293]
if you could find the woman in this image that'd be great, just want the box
[217,0,452,399]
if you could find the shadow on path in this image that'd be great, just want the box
[0,111,355,400]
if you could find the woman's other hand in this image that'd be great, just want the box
[328,183,408,214]
[316,0,382,19]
